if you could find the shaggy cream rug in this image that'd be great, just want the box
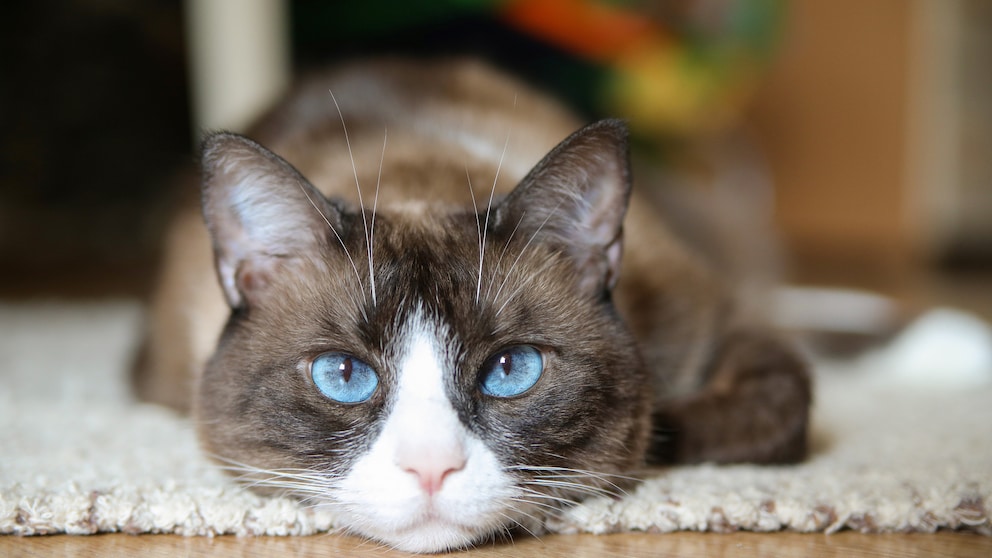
[1,300,990,538]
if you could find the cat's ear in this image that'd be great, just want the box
[495,119,631,297]
[201,132,342,309]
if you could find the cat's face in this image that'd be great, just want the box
[196,121,651,552]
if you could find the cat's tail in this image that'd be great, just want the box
[772,286,907,357]
[773,285,992,388]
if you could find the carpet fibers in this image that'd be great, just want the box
[1,301,989,537]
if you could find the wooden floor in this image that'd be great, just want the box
[2,531,991,558]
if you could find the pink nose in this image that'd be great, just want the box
[398,452,467,495]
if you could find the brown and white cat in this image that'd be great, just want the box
[134,58,810,552]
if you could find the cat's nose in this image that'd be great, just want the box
[397,448,467,496]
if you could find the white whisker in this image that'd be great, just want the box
[370,125,387,306]
[516,465,637,481]
[479,128,510,306]
[485,210,526,302]
[494,258,552,318]
[465,165,483,304]
[515,485,578,502]
[509,463,640,499]
[329,89,375,308]
[508,495,566,514]
[491,202,564,308]
[499,508,541,539]
[523,479,619,499]
[491,515,517,544]
[510,464,641,484]
[209,453,346,504]
[294,179,368,317]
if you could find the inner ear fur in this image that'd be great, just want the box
[200,132,344,309]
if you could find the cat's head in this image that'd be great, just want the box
[196,120,651,552]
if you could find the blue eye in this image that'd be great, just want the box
[311,353,378,403]
[479,345,544,398]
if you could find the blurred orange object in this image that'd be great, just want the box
[500,0,668,62]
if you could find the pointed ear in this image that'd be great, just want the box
[494,119,631,297]
[200,132,342,309]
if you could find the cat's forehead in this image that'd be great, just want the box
[295,201,580,348]
[373,201,477,229]
[351,209,481,279]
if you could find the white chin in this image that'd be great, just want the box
[356,518,491,553]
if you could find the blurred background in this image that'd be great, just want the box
[1,0,990,314]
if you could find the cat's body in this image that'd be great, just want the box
[135,59,809,552]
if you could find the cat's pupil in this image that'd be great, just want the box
[339,358,353,383]
[499,354,512,377]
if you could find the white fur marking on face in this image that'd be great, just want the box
[335,306,517,553]
[390,314,467,494]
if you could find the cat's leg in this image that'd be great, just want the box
[648,329,811,464]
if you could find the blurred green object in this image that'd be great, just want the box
[292,0,785,138]
[603,0,785,137]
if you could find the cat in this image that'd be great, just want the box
[133,58,810,552]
